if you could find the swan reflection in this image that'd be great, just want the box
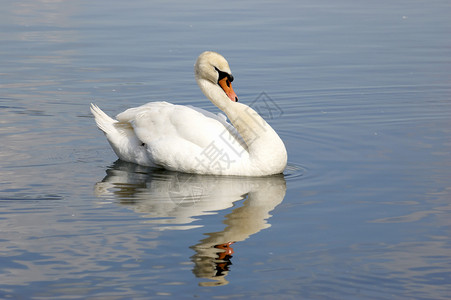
[94,160,286,286]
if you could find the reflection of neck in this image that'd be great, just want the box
[202,181,286,246]
[190,177,286,284]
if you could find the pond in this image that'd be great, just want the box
[1,0,450,299]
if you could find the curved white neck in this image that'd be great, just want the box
[197,78,287,174]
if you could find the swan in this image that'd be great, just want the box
[90,51,287,176]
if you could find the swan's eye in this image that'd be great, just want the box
[214,67,233,84]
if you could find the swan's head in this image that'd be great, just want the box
[195,51,238,105]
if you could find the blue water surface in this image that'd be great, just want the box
[0,1,450,299]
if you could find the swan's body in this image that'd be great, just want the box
[90,51,287,176]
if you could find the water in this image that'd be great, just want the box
[1,0,450,299]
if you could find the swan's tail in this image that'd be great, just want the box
[90,103,117,135]
[90,103,147,164]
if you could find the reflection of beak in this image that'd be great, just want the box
[214,241,235,257]
[218,77,238,102]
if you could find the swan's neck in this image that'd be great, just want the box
[197,78,287,174]
[224,102,285,157]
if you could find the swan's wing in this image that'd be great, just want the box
[186,105,246,147]
[116,102,248,170]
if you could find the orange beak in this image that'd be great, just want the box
[218,77,238,102]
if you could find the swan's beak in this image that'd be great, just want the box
[218,77,238,102]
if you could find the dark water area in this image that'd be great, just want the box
[0,1,450,299]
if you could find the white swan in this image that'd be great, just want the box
[90,51,287,176]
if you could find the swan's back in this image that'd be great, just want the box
[91,102,249,174]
